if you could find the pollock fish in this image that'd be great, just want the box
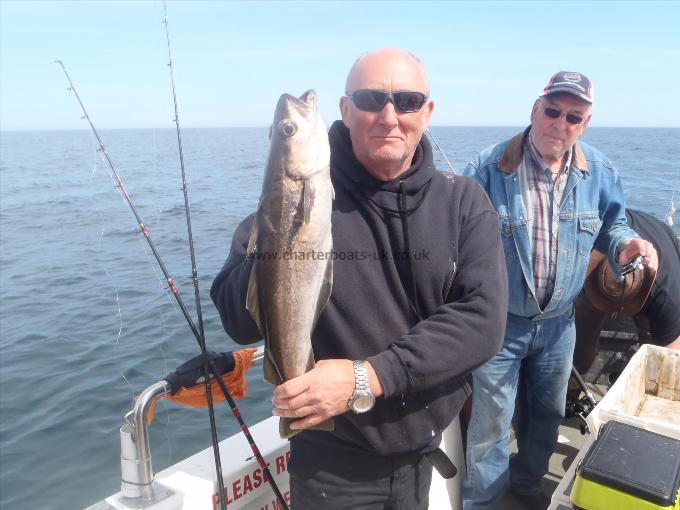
[246,90,333,438]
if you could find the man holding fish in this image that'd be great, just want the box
[212,48,507,509]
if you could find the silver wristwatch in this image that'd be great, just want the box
[348,360,376,414]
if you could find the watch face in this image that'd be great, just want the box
[352,393,375,413]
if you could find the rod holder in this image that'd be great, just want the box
[119,380,173,507]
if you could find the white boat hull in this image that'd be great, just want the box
[87,416,464,509]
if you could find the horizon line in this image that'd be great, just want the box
[2,124,679,133]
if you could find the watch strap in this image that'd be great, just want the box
[352,360,370,392]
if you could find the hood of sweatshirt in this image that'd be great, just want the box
[328,120,435,215]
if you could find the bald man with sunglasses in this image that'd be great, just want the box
[212,48,507,509]
[461,72,657,510]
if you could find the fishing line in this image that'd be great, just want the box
[426,128,456,173]
[103,262,134,410]
[56,54,213,406]
[91,139,129,388]
[88,133,137,403]
[102,268,124,347]
[88,123,174,420]
[100,251,135,406]
[144,285,174,468]
[129,230,175,469]
[91,134,100,178]
[135,223,177,304]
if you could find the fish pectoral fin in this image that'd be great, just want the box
[263,351,284,386]
[302,179,315,224]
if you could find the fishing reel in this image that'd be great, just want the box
[620,254,644,277]
[566,392,597,435]
[566,365,599,435]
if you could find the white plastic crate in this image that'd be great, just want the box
[587,344,680,440]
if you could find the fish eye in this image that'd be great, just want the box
[278,120,297,138]
[268,124,273,140]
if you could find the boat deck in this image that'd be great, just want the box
[494,416,587,509]
[495,384,608,510]
[429,381,606,510]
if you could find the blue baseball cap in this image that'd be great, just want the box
[541,71,594,104]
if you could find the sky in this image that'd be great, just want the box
[1,0,679,130]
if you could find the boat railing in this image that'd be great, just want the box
[115,345,265,508]
[119,380,173,507]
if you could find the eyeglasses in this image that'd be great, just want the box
[542,105,584,125]
[345,89,428,113]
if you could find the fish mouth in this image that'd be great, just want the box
[298,89,317,110]
[277,89,317,117]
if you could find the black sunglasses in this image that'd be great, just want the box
[543,106,584,125]
[345,89,428,113]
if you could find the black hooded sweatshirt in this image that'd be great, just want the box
[211,121,507,456]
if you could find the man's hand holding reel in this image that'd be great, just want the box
[567,239,658,430]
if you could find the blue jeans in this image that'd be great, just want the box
[463,311,576,509]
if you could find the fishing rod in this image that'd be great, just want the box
[161,4,289,509]
[426,128,456,173]
[160,2,226,507]
[56,59,204,342]
[57,27,289,510]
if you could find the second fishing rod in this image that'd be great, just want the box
[161,1,225,505]
[161,3,289,509]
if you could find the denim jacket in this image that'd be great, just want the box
[462,127,637,320]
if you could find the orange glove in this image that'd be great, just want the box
[144,348,257,424]
[167,348,257,407]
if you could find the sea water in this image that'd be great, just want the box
[0,127,678,509]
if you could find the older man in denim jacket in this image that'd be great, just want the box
[461,72,657,510]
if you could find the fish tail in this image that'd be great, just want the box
[278,417,334,439]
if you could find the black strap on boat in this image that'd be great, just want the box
[164,351,236,394]
[426,448,457,479]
